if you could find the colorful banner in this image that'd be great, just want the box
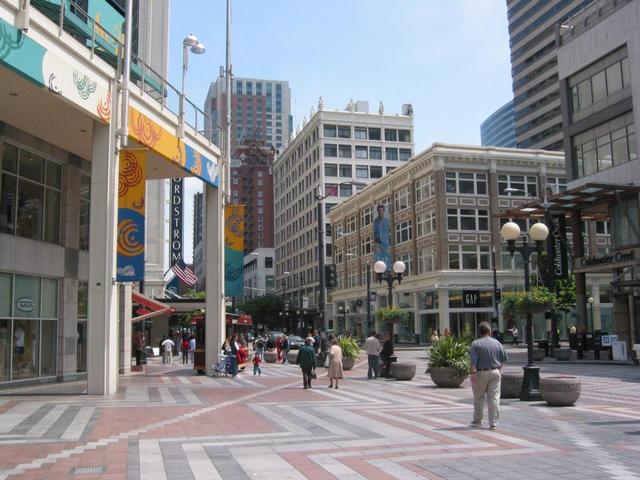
[170,178,183,265]
[117,150,146,281]
[225,205,245,297]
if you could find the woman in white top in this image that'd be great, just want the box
[327,339,344,389]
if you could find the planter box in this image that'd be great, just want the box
[554,348,572,361]
[287,351,298,364]
[390,363,416,381]
[429,366,466,388]
[264,351,277,363]
[540,376,581,406]
[532,348,545,361]
[342,357,355,370]
[501,372,523,399]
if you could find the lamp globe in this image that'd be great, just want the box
[500,221,521,241]
[529,222,549,242]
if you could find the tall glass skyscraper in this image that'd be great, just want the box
[481,100,517,148]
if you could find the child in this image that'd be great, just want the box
[252,352,262,376]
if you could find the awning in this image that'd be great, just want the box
[132,291,174,322]
[496,182,640,220]
[226,314,253,326]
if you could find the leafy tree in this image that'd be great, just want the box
[553,275,576,313]
[237,295,284,330]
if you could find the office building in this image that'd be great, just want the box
[273,99,414,325]
[507,0,591,150]
[204,76,292,151]
[243,248,276,299]
[480,100,517,147]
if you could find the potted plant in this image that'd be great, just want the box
[427,336,470,388]
[338,336,360,370]
[520,286,556,314]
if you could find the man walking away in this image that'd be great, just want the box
[365,330,381,379]
[161,336,175,365]
[281,335,290,364]
[470,321,508,430]
[189,335,196,364]
[296,337,317,388]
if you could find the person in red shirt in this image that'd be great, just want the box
[182,338,190,364]
[252,352,262,376]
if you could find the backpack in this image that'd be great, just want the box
[282,338,289,349]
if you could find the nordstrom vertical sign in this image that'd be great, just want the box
[170,178,183,266]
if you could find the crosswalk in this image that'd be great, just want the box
[0,403,95,442]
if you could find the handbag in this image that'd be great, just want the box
[324,355,330,368]
[311,369,317,379]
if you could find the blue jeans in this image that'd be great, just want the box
[367,354,379,378]
[253,364,261,375]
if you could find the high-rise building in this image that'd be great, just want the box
[204,76,292,151]
[507,0,591,151]
[273,99,414,326]
[480,100,517,148]
[193,191,205,290]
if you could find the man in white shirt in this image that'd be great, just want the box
[161,337,175,365]
[365,331,382,379]
[189,336,196,364]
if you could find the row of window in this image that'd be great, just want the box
[575,123,636,177]
[323,125,411,142]
[323,144,412,161]
[570,56,630,114]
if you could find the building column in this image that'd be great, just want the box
[119,284,132,374]
[438,288,450,334]
[57,278,78,381]
[87,120,119,395]
[591,281,602,331]
[205,184,225,373]
[571,212,588,332]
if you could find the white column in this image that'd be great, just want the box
[438,288,450,334]
[119,284,132,374]
[592,282,602,331]
[87,120,119,395]
[205,184,225,373]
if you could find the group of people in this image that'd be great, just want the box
[294,334,344,389]
[159,333,195,365]
[429,328,452,344]
[221,334,250,376]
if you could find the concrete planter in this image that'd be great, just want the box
[390,363,416,381]
[540,376,581,406]
[532,348,546,361]
[429,367,466,388]
[501,371,523,399]
[342,358,355,370]
[264,351,277,363]
[287,351,298,364]
[554,348,572,361]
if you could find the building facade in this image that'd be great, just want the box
[507,0,591,151]
[480,100,517,148]
[243,248,276,299]
[326,144,614,342]
[273,100,414,323]
[555,0,640,350]
[204,76,292,151]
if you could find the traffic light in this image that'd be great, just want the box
[325,265,337,289]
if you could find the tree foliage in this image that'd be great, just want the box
[375,306,409,324]
[237,295,283,329]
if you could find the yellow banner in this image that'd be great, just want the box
[225,205,245,297]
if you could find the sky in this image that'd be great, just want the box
[167,0,514,262]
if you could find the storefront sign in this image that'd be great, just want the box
[170,178,183,266]
[548,214,568,282]
[574,247,640,273]
[16,297,36,313]
[462,290,480,308]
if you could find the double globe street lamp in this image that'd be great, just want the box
[373,260,406,339]
[500,220,549,401]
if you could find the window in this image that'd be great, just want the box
[611,196,640,247]
[395,220,412,244]
[361,234,372,255]
[325,202,337,214]
[368,128,381,140]
[394,186,410,211]
[79,174,90,250]
[370,166,383,178]
[396,253,412,276]
[339,184,352,197]
[324,183,338,197]
[595,221,610,235]
[574,120,636,176]
[498,174,537,196]
[354,127,367,139]
[418,246,436,273]
[323,125,337,137]
[369,147,382,160]
[324,144,337,157]
[399,149,412,161]
[339,164,352,177]
[356,165,369,178]
[338,125,351,138]
[346,215,357,233]
[384,129,397,141]
[546,177,567,193]
[415,174,435,202]
[385,148,398,161]
[447,209,489,231]
[361,206,372,226]
[448,245,491,270]
[570,54,631,114]
[398,130,411,142]
[338,145,352,158]
[445,172,487,195]
[355,146,368,159]
[416,211,436,237]
[0,143,62,244]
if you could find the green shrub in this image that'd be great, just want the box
[338,335,360,360]
[375,306,408,324]
[428,336,470,378]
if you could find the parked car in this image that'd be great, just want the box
[287,335,305,350]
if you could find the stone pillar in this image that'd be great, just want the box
[57,279,78,382]
[205,185,225,373]
[87,119,119,395]
[119,284,132,374]
[438,288,450,334]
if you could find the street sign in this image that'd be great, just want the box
[462,289,480,308]
[302,297,309,309]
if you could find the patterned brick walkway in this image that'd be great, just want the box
[0,350,639,479]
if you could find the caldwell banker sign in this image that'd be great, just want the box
[574,248,640,272]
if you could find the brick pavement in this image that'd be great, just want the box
[0,350,638,479]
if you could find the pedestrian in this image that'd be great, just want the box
[296,337,317,388]
[161,336,175,365]
[281,334,290,364]
[255,335,265,360]
[134,330,145,366]
[275,335,283,362]
[320,333,329,366]
[252,351,262,376]
[181,337,190,364]
[313,330,321,354]
[380,332,394,377]
[470,321,508,431]
[510,326,519,345]
[189,335,196,364]
[443,328,451,337]
[430,329,440,344]
[230,334,239,376]
[365,330,381,379]
[327,338,344,389]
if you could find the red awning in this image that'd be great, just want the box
[226,314,253,326]
[132,291,174,322]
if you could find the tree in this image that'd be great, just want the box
[237,295,284,330]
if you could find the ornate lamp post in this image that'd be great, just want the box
[373,260,406,339]
[500,221,549,401]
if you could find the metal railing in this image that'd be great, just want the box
[31,0,223,148]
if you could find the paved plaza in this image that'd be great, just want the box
[0,349,638,480]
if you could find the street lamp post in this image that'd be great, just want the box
[500,221,549,401]
[180,34,205,130]
[373,260,406,340]
[588,296,594,332]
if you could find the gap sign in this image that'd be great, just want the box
[170,178,183,265]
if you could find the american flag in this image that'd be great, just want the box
[171,259,197,287]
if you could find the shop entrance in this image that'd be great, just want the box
[450,312,492,338]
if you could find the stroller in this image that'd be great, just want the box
[211,354,234,377]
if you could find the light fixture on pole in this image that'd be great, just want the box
[588,296,594,331]
[501,220,549,401]
[180,34,206,136]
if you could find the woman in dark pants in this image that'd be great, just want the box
[380,332,394,377]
